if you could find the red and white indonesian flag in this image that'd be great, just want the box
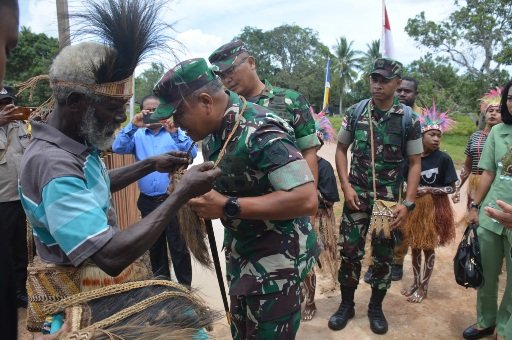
[379,0,395,58]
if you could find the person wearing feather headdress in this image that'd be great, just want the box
[453,88,502,208]
[17,0,221,336]
[301,111,340,321]
[400,102,458,303]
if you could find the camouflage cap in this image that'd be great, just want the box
[371,58,403,79]
[151,58,217,121]
[208,40,248,73]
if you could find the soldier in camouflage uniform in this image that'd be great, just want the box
[209,39,322,321]
[208,40,320,177]
[151,58,319,340]
[328,58,423,335]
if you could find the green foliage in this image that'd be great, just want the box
[5,27,59,106]
[331,37,361,114]
[328,115,343,134]
[405,55,509,125]
[405,0,512,78]
[237,25,331,108]
[134,62,164,106]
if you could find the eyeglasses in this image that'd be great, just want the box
[217,56,249,79]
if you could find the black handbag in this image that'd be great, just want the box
[453,223,484,288]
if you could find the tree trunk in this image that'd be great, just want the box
[56,0,70,50]
[339,80,344,115]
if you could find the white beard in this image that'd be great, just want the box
[79,106,117,151]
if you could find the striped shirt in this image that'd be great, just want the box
[18,122,118,267]
[464,130,489,175]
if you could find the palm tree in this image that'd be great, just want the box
[332,37,361,114]
[359,40,382,80]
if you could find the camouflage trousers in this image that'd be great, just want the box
[338,205,394,290]
[229,284,301,340]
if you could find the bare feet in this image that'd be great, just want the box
[302,300,317,321]
[406,285,428,303]
[400,284,418,297]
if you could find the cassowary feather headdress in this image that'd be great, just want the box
[18,0,172,119]
[419,101,456,133]
[311,108,335,144]
[479,87,502,114]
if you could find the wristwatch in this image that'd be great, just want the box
[224,197,241,219]
[470,201,481,210]
[402,200,416,212]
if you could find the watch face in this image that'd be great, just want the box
[225,203,239,216]
[224,198,240,218]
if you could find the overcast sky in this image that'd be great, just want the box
[20,0,456,72]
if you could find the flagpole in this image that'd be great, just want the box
[380,0,395,59]
[322,58,331,113]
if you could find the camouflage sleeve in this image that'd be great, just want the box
[337,105,356,145]
[406,111,423,156]
[285,90,321,151]
[248,114,314,191]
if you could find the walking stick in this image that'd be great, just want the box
[203,218,231,324]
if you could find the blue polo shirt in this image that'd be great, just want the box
[112,123,197,196]
[19,122,118,267]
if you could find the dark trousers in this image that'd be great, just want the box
[137,194,192,286]
[0,200,28,293]
[0,221,17,340]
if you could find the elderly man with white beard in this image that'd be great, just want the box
[17,4,221,331]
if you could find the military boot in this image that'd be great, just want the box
[328,286,355,331]
[368,287,388,334]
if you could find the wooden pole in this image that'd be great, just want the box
[56,0,71,50]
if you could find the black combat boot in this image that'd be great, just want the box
[328,286,355,331]
[368,287,388,334]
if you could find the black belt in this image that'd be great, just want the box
[140,193,169,202]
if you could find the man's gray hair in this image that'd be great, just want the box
[49,42,112,103]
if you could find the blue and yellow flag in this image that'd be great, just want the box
[322,58,331,113]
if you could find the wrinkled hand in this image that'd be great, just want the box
[342,185,360,210]
[152,151,190,173]
[0,104,23,126]
[189,189,227,219]
[451,190,460,204]
[467,208,479,225]
[176,162,222,199]
[390,204,409,230]
[484,200,512,228]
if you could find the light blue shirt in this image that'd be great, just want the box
[112,122,197,196]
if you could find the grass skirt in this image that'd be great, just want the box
[403,194,455,250]
[312,206,339,283]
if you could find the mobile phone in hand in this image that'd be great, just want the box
[13,107,37,120]
[142,111,154,125]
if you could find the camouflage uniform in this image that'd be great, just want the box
[337,97,422,290]
[151,58,319,339]
[208,40,320,153]
[203,91,318,339]
[250,80,319,151]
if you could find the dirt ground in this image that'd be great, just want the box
[17,142,506,339]
[207,143,506,340]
